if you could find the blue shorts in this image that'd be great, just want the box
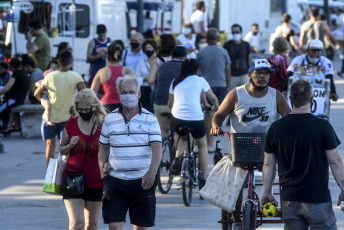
[41,119,67,140]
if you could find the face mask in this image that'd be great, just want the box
[79,110,94,121]
[307,56,320,64]
[145,50,154,57]
[0,72,6,78]
[183,27,192,34]
[253,32,258,36]
[233,34,241,41]
[130,42,140,50]
[120,94,138,109]
[199,43,207,50]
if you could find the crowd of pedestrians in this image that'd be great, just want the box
[1,2,344,229]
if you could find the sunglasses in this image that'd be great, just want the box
[232,31,240,34]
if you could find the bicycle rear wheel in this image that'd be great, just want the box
[221,209,232,230]
[181,158,193,206]
[157,137,173,194]
[243,202,255,230]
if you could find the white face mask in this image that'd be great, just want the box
[199,43,207,50]
[307,55,320,64]
[183,27,192,34]
[233,33,241,41]
[120,94,138,109]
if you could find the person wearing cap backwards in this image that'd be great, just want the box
[211,59,291,230]
[283,39,339,101]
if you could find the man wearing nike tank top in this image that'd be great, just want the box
[211,59,291,229]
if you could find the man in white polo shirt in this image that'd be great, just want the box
[98,75,162,230]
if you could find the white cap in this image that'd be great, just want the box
[307,39,324,50]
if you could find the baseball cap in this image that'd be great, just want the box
[307,39,323,50]
[249,59,275,73]
[173,46,187,58]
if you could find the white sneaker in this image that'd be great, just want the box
[232,222,243,230]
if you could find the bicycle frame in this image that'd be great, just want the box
[218,131,284,229]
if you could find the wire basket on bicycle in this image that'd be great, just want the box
[230,133,266,167]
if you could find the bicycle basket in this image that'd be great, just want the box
[230,133,266,167]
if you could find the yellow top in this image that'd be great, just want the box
[42,70,84,123]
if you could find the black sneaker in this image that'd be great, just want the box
[170,157,182,175]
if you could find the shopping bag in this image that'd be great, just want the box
[43,154,67,195]
[199,156,248,212]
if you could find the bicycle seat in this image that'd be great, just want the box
[161,112,172,120]
[178,126,193,134]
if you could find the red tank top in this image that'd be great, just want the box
[101,65,124,105]
[64,117,102,188]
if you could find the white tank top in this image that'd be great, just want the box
[229,85,279,134]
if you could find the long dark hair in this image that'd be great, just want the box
[172,59,199,89]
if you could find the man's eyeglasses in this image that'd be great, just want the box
[77,108,92,113]
[232,31,240,34]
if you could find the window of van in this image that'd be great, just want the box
[57,4,90,38]
[18,2,52,34]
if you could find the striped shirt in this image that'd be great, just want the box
[99,105,161,180]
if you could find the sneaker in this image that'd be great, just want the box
[170,157,182,175]
[232,222,242,230]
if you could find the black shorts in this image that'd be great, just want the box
[102,175,157,227]
[171,116,206,139]
[63,187,102,201]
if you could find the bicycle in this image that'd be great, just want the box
[217,131,283,230]
[157,112,175,194]
[178,126,204,206]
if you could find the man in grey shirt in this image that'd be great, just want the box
[22,54,43,104]
[197,27,231,152]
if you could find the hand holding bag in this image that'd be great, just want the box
[199,156,248,212]
[43,153,67,195]
[62,122,96,196]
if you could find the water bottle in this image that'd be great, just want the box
[213,140,224,165]
[338,51,344,60]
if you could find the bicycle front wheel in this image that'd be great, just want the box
[243,202,255,230]
[157,137,173,194]
[181,158,193,206]
[221,209,232,230]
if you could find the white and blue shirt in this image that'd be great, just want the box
[99,105,161,180]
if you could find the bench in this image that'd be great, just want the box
[11,104,44,138]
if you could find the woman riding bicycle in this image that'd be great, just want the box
[167,58,219,184]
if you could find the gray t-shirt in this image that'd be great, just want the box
[30,68,43,84]
[197,45,231,87]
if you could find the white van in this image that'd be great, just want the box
[4,0,129,81]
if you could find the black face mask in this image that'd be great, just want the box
[0,72,6,78]
[130,42,140,50]
[145,50,154,57]
[79,110,94,121]
[253,32,258,36]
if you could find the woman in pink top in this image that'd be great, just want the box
[91,42,134,113]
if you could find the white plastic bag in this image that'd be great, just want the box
[43,153,67,195]
[199,156,248,212]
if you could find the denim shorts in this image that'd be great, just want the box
[41,119,67,140]
[102,175,157,227]
[209,87,227,105]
